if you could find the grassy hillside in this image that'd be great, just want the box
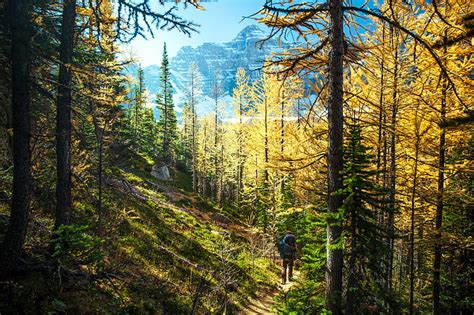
[0,152,279,314]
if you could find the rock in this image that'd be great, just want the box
[151,164,170,180]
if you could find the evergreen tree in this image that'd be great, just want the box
[134,66,145,146]
[126,65,158,157]
[75,0,128,234]
[342,123,390,314]
[0,0,34,277]
[54,0,77,230]
[184,63,202,193]
[156,43,177,164]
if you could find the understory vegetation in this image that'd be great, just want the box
[0,151,278,313]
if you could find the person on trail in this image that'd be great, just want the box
[278,231,297,284]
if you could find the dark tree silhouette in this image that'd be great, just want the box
[0,0,33,277]
[54,0,76,230]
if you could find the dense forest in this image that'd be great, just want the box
[0,0,472,314]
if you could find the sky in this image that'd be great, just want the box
[128,0,264,66]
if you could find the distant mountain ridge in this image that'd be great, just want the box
[168,24,295,98]
[128,24,297,117]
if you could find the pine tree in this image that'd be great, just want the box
[134,66,145,147]
[54,0,77,230]
[185,63,202,193]
[76,0,128,234]
[156,43,177,165]
[342,123,390,314]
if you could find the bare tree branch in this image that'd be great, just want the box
[116,0,200,42]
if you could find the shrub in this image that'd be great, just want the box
[52,224,103,266]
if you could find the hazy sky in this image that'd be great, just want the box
[128,0,264,66]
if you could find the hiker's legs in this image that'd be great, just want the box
[282,259,288,284]
[288,259,294,280]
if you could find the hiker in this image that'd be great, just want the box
[279,231,297,284]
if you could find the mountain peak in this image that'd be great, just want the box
[138,23,296,117]
[233,24,266,42]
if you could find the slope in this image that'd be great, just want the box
[0,151,279,314]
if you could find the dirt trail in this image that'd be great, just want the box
[241,270,300,314]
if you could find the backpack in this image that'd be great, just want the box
[279,234,296,258]
[278,239,286,258]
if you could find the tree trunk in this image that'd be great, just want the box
[387,27,399,295]
[376,23,385,175]
[417,224,423,271]
[54,0,76,230]
[254,153,258,226]
[184,109,189,167]
[0,0,33,277]
[91,113,104,235]
[263,94,269,232]
[280,89,285,154]
[381,113,388,226]
[135,84,138,140]
[280,89,285,192]
[191,78,197,194]
[433,33,447,315]
[237,97,243,207]
[203,121,207,197]
[409,117,420,315]
[326,0,344,313]
[218,144,224,206]
[214,89,219,200]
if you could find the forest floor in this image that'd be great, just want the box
[0,156,280,313]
